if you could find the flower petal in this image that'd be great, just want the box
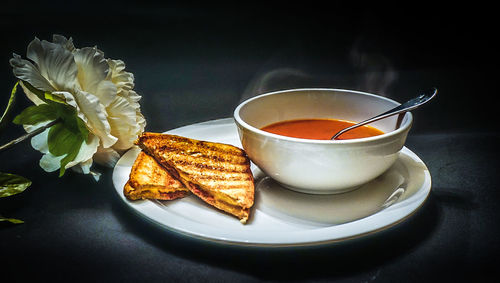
[94,80,117,107]
[71,158,93,174]
[65,133,99,169]
[26,121,52,154]
[18,81,46,106]
[74,47,110,95]
[120,89,141,106]
[107,59,134,92]
[93,147,121,167]
[71,158,102,180]
[106,96,143,150]
[56,90,118,148]
[39,153,64,172]
[10,53,55,92]
[52,35,76,52]
[136,111,146,131]
[26,38,78,91]
[25,121,99,173]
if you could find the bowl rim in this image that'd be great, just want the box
[233,88,413,145]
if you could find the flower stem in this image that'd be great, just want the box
[0,119,61,153]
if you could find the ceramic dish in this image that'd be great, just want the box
[234,88,413,194]
[112,118,431,247]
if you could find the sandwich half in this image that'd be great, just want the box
[136,132,255,223]
[124,151,190,201]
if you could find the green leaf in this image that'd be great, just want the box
[0,81,19,135]
[47,122,83,156]
[13,82,89,177]
[13,104,58,125]
[58,147,80,177]
[44,92,66,104]
[0,215,24,224]
[76,116,90,143]
[47,121,85,177]
[0,173,27,219]
[45,107,88,177]
[0,172,31,198]
[55,104,80,131]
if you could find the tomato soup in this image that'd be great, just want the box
[261,118,384,140]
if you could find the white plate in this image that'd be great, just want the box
[112,118,431,247]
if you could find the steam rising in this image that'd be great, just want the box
[240,68,311,102]
[241,37,398,100]
[350,37,398,96]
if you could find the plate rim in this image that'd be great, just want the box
[112,118,432,247]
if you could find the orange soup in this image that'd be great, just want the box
[261,118,384,140]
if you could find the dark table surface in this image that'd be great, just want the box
[1,3,498,282]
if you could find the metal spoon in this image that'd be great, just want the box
[331,88,437,140]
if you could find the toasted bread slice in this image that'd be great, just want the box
[136,132,255,223]
[124,151,190,201]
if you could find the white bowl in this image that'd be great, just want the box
[234,88,413,194]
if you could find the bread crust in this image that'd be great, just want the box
[124,151,190,201]
[136,132,255,223]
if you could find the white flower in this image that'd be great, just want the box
[10,35,146,178]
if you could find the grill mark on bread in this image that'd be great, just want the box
[140,144,252,183]
[193,174,253,182]
[191,180,254,191]
[157,144,247,164]
[173,164,252,181]
[136,132,254,222]
[138,133,244,156]
[163,136,243,155]
[171,158,248,173]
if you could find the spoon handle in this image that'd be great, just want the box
[331,88,437,140]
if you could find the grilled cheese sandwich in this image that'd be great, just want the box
[124,151,190,201]
[136,132,255,223]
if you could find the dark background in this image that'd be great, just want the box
[1,2,498,282]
